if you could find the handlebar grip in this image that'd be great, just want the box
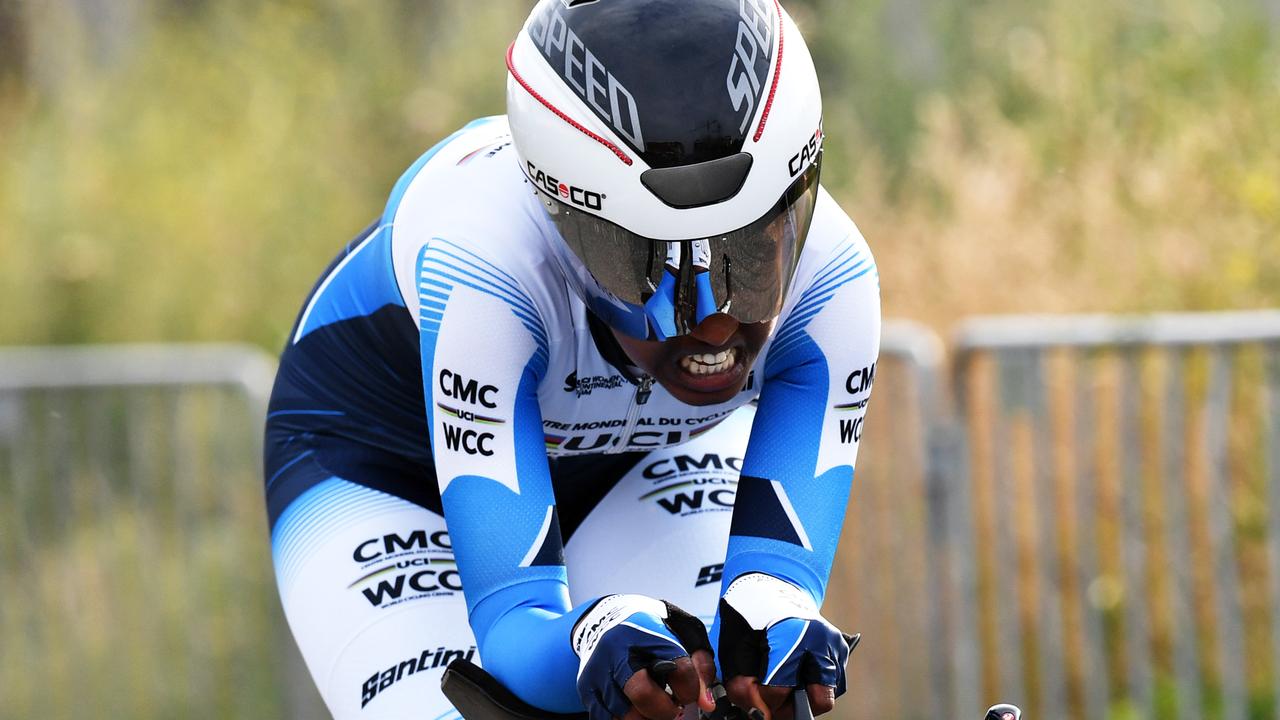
[649,659,679,688]
[985,704,1022,720]
[792,687,814,720]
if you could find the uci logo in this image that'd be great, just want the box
[527,162,605,211]
[788,124,823,177]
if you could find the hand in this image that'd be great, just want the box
[571,594,718,720]
[716,574,858,720]
[724,676,833,720]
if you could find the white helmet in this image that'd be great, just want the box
[507,0,824,340]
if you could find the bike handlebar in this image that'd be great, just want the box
[441,657,1020,720]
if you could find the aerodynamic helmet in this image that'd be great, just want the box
[507,0,824,340]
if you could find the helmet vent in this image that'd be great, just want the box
[639,153,754,209]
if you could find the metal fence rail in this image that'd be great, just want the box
[7,310,1280,720]
[951,310,1280,720]
[0,344,322,720]
[0,333,949,720]
[825,320,960,720]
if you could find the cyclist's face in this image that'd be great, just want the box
[612,314,774,406]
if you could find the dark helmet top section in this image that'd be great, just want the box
[507,0,824,338]
[525,0,780,169]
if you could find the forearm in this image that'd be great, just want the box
[724,355,857,604]
[724,234,880,603]
[470,581,590,713]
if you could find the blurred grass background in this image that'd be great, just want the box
[2,0,1280,718]
[2,0,1277,349]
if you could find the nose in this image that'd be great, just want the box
[688,313,739,346]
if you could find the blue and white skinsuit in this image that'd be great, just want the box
[265,117,881,720]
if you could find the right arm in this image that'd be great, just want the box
[419,237,713,717]
[418,236,582,711]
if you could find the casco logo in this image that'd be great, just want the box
[528,162,605,211]
[527,6,645,148]
[788,124,823,177]
[726,0,776,134]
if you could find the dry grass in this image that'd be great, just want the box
[1,0,1278,717]
[2,0,1276,347]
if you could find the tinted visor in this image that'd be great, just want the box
[540,155,821,340]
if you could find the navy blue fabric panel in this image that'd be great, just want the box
[728,475,805,546]
[264,445,334,531]
[268,303,428,462]
[263,432,441,532]
[546,451,646,542]
[294,223,406,342]
[528,506,567,567]
[285,220,381,343]
[263,424,649,541]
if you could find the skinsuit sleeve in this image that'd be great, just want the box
[721,213,882,608]
[416,234,591,713]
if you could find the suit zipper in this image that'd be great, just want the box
[607,375,654,454]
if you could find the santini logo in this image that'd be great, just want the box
[361,645,476,708]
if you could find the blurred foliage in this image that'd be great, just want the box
[1,0,1277,349]
[0,385,315,719]
[0,1,1278,714]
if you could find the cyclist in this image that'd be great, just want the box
[264,1,880,719]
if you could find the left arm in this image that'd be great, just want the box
[714,228,880,711]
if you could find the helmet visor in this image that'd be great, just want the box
[538,155,821,340]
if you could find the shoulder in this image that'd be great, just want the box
[381,117,571,333]
[784,186,878,308]
[796,187,874,278]
[762,186,880,371]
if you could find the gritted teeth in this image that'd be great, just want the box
[678,348,739,375]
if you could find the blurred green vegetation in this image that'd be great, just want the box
[2,1,1279,717]
[1,0,1277,350]
[0,385,312,719]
